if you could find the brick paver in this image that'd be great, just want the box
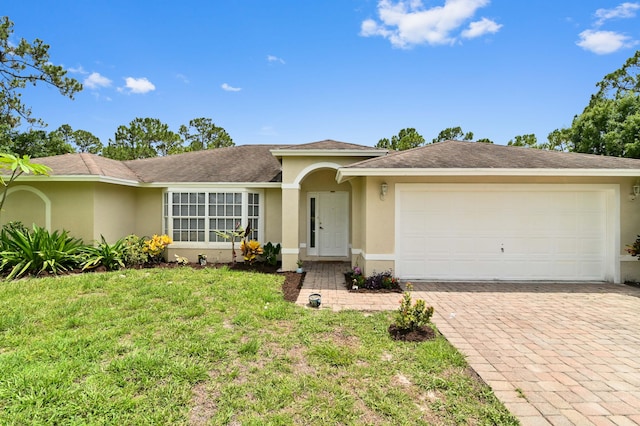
[296,262,640,425]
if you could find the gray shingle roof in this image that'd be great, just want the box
[344,140,640,169]
[36,153,141,181]
[32,140,640,185]
[125,145,283,183]
[280,139,380,151]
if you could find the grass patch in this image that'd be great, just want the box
[0,267,518,425]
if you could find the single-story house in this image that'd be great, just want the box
[4,139,640,283]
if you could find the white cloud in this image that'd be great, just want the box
[84,72,112,89]
[267,55,286,64]
[461,17,502,38]
[123,77,156,94]
[221,83,242,92]
[68,65,88,74]
[258,126,278,136]
[360,0,499,48]
[576,29,637,54]
[176,73,189,83]
[595,2,640,26]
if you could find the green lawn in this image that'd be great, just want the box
[0,267,518,425]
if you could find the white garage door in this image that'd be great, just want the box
[396,184,615,281]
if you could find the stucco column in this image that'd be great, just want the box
[281,185,300,271]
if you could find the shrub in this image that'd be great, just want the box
[80,235,125,271]
[0,224,84,279]
[241,239,263,265]
[364,270,398,290]
[122,234,148,267]
[261,242,281,266]
[393,284,434,331]
[143,234,172,263]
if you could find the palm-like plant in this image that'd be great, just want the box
[0,224,84,279]
[80,235,125,271]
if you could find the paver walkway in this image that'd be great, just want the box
[296,262,640,426]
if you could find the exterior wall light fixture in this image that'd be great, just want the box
[630,182,640,201]
[380,182,388,200]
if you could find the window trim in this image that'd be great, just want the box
[163,188,264,248]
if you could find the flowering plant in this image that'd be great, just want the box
[626,235,640,257]
[143,234,172,262]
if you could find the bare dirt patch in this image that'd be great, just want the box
[387,324,437,342]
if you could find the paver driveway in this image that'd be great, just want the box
[297,263,640,426]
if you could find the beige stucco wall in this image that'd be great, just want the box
[1,182,96,243]
[354,175,640,282]
[1,187,47,229]
[264,188,282,245]
[280,156,373,185]
[93,183,137,243]
[134,187,164,238]
[298,169,352,260]
[279,155,371,270]
[1,182,166,246]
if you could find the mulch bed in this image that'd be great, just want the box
[388,324,437,342]
[344,272,403,293]
[624,281,640,289]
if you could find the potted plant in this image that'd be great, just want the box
[308,293,321,308]
[296,259,304,273]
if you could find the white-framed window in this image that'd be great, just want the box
[163,189,262,246]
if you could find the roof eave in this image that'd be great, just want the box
[336,168,640,183]
[143,182,282,189]
[7,175,283,188]
[12,175,140,187]
[270,148,387,158]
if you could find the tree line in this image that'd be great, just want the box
[0,117,234,160]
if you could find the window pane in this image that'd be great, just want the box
[167,190,260,243]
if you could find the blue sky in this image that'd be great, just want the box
[4,1,640,147]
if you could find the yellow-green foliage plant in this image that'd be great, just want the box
[241,239,263,265]
[143,234,172,263]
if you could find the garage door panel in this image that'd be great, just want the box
[397,187,610,281]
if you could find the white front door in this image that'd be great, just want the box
[308,191,349,257]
